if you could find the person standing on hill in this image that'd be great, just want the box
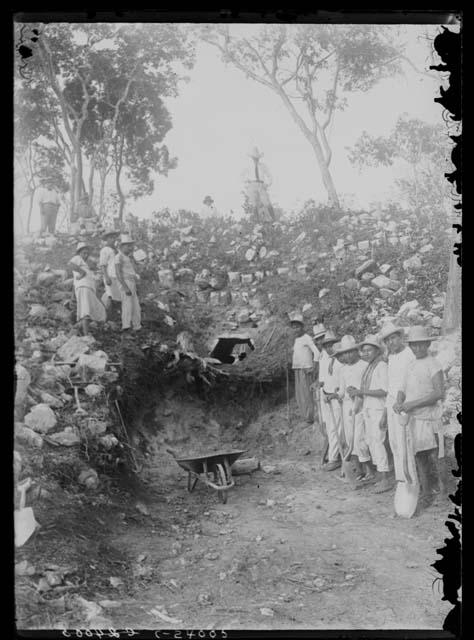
[37,182,61,235]
[350,335,393,493]
[317,330,344,472]
[393,325,447,506]
[115,234,142,332]
[290,313,320,424]
[68,242,106,336]
[380,323,416,486]
[99,229,121,314]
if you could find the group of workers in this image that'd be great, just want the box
[68,230,142,337]
[290,314,447,508]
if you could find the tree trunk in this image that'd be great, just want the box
[116,163,125,224]
[115,136,126,223]
[98,169,107,220]
[308,134,340,207]
[74,146,84,205]
[26,189,35,234]
[88,152,96,206]
[443,246,461,335]
[275,85,340,208]
[70,165,77,218]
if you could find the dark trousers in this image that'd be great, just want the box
[40,203,60,234]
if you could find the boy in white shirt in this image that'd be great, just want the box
[350,335,392,493]
[336,335,371,482]
[290,313,320,424]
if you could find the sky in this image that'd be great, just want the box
[16,22,457,231]
[136,24,450,217]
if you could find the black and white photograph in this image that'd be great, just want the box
[13,12,461,634]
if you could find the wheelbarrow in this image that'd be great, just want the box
[167,448,247,503]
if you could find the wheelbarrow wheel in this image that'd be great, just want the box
[215,463,228,504]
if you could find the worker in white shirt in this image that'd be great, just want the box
[335,335,372,483]
[317,330,344,471]
[99,229,121,313]
[290,313,320,424]
[37,183,61,235]
[380,322,416,484]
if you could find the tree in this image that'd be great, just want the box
[349,114,460,334]
[202,24,413,207]
[14,80,68,232]
[348,115,451,220]
[15,23,195,223]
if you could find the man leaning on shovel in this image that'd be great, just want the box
[289,312,320,424]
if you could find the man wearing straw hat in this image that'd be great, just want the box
[380,322,416,485]
[351,335,393,493]
[115,234,142,332]
[394,325,447,505]
[290,312,320,424]
[317,330,343,471]
[99,229,121,314]
[68,242,106,336]
[335,335,372,482]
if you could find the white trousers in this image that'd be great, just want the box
[120,279,142,330]
[363,407,389,472]
[342,398,370,462]
[320,392,342,462]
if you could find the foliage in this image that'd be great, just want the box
[348,115,452,216]
[14,23,195,219]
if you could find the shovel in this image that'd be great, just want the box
[314,386,329,466]
[394,413,420,518]
[14,478,38,548]
[341,404,360,489]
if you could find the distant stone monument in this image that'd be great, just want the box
[244,147,276,223]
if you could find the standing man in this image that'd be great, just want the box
[99,229,121,313]
[351,335,393,493]
[37,182,61,235]
[68,242,106,336]
[290,313,320,424]
[318,330,344,472]
[71,194,97,233]
[394,325,447,506]
[380,322,416,487]
[115,234,142,332]
[335,336,372,482]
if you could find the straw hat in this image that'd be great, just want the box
[102,228,119,238]
[380,322,404,341]
[406,325,433,343]
[289,312,304,325]
[120,234,134,245]
[312,323,326,339]
[359,334,383,350]
[322,329,338,345]
[75,242,90,254]
[334,335,358,355]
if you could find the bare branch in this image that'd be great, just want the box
[322,57,340,131]
[203,35,275,90]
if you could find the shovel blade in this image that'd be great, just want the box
[342,458,360,489]
[394,481,420,519]
[14,507,38,547]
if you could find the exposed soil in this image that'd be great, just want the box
[16,404,456,631]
